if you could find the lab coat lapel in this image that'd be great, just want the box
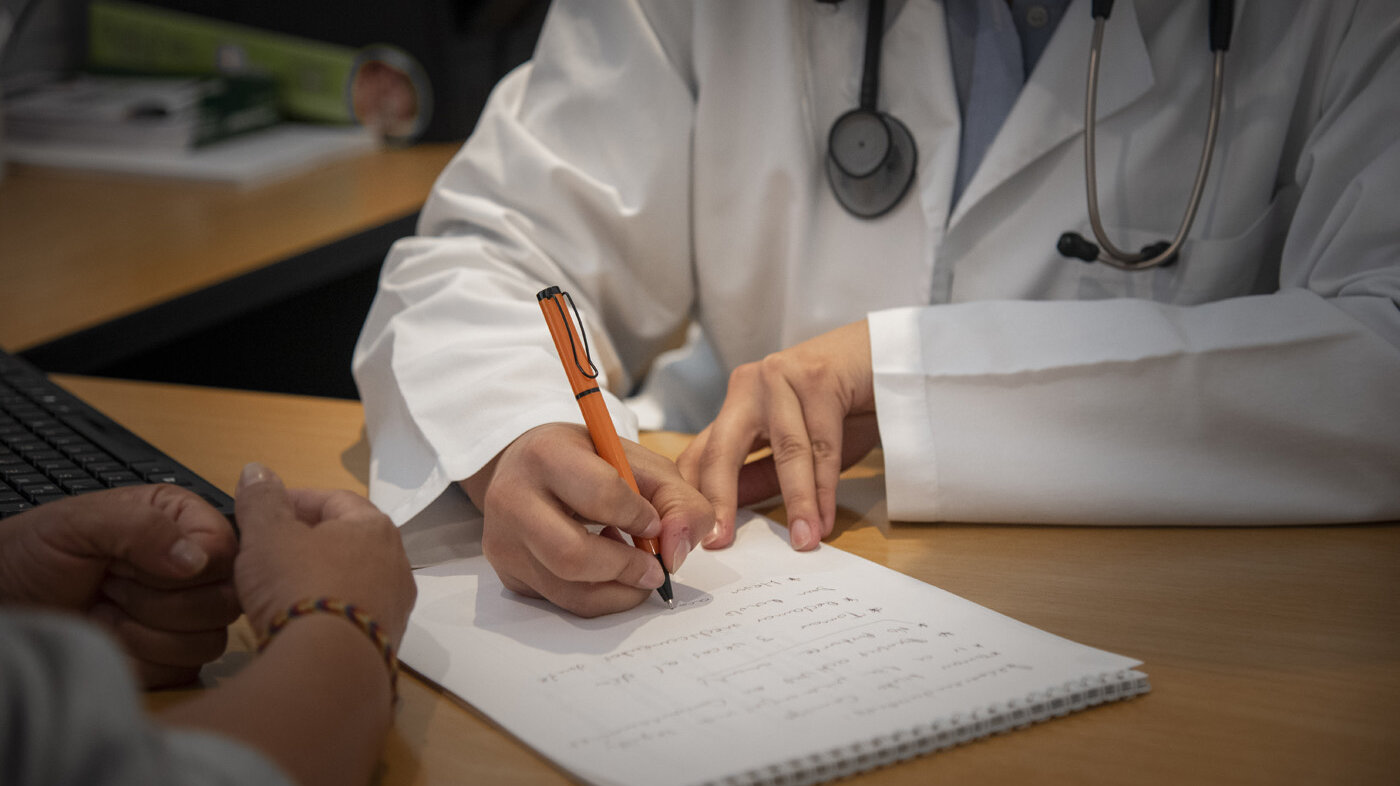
[947,0,1155,229]
[886,0,960,238]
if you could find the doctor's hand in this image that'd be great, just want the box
[0,485,240,688]
[678,319,880,552]
[461,423,713,618]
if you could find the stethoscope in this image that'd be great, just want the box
[826,0,1235,271]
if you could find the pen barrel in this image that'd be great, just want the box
[538,291,650,512]
[574,388,641,496]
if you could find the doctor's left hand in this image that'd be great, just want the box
[678,319,880,552]
[0,485,240,687]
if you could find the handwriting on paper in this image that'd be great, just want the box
[525,572,1039,752]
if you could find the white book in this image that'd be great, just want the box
[2,122,377,186]
[3,74,277,149]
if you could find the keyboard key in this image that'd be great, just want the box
[0,501,34,517]
[20,482,61,499]
[68,449,113,464]
[8,473,48,487]
[6,405,43,421]
[35,458,79,473]
[1,434,39,449]
[49,468,92,481]
[145,473,192,486]
[98,470,142,486]
[43,430,84,444]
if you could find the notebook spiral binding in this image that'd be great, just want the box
[699,669,1151,786]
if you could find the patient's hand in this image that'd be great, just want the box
[0,485,239,687]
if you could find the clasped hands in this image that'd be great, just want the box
[465,319,879,617]
[0,465,414,689]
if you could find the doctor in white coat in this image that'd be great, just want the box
[353,0,1400,616]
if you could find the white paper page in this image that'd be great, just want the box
[401,511,1143,786]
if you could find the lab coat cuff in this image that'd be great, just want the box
[378,392,640,530]
[868,307,942,521]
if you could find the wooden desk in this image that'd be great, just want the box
[0,144,457,352]
[0,144,459,397]
[57,375,1400,785]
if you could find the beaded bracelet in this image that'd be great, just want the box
[257,598,399,699]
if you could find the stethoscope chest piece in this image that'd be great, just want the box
[826,107,917,218]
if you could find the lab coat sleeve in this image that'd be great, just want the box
[353,0,698,524]
[870,1,1400,525]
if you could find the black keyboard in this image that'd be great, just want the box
[0,349,236,523]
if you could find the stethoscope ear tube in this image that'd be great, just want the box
[1060,1,1229,271]
[1057,233,1179,267]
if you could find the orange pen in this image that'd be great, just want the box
[537,286,675,608]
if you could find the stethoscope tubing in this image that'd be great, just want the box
[1082,18,1226,271]
[826,0,1229,269]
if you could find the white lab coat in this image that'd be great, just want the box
[353,0,1400,527]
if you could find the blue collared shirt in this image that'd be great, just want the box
[945,0,1071,205]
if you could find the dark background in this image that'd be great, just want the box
[3,0,549,399]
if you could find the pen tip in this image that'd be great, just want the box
[654,554,675,608]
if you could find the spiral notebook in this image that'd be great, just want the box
[400,511,1149,786]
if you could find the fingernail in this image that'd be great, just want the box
[168,537,209,574]
[239,462,275,490]
[638,558,665,590]
[640,514,662,539]
[789,519,817,551]
[701,519,723,547]
[669,539,690,574]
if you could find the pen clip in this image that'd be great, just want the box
[553,290,600,381]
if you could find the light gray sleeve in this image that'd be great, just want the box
[0,610,295,786]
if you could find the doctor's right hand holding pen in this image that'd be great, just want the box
[460,424,712,618]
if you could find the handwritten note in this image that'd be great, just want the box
[401,512,1145,786]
